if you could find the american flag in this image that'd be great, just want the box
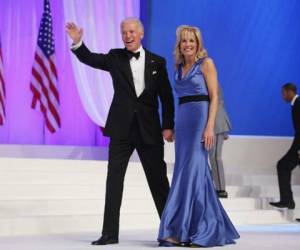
[0,36,5,126]
[30,0,60,133]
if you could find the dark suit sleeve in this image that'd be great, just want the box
[294,99,300,134]
[158,58,175,130]
[71,42,112,71]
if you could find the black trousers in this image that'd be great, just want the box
[101,116,170,237]
[277,137,300,203]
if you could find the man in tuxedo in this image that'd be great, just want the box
[66,18,174,245]
[209,85,231,198]
[270,83,300,210]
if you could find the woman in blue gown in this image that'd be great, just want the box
[158,25,240,247]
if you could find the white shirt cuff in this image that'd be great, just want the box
[70,40,83,50]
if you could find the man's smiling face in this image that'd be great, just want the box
[121,20,143,52]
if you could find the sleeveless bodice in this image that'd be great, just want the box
[174,59,208,97]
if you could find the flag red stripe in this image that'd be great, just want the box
[30,84,60,131]
[32,66,59,108]
[30,76,60,126]
[0,93,6,115]
[49,56,58,79]
[35,51,59,101]
[36,93,56,133]
[34,52,59,101]
[30,83,61,128]
[0,74,6,95]
[0,41,5,126]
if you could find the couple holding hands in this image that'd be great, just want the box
[66,17,239,247]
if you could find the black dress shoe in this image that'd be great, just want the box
[190,243,204,248]
[91,235,118,245]
[158,241,180,247]
[295,218,300,222]
[159,241,190,247]
[217,190,228,198]
[178,242,190,247]
[269,201,295,209]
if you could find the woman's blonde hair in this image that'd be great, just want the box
[174,25,208,68]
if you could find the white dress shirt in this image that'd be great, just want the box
[291,94,298,106]
[129,46,145,97]
[71,41,145,97]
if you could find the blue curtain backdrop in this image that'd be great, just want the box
[142,0,300,136]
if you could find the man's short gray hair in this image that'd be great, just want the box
[121,17,144,33]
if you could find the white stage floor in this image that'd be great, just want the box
[0,225,300,250]
[1,141,300,249]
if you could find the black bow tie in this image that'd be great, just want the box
[126,50,140,60]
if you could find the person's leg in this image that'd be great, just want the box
[101,138,134,238]
[136,143,170,218]
[209,133,226,191]
[277,148,298,204]
[215,134,226,191]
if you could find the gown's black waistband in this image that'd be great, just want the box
[179,95,210,105]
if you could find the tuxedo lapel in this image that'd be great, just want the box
[119,50,136,95]
[144,51,152,91]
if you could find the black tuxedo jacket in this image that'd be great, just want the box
[291,96,300,150]
[72,43,174,144]
[292,96,300,135]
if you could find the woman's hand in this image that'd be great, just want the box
[65,22,83,44]
[162,129,174,142]
[203,127,214,150]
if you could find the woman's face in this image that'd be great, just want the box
[180,31,198,59]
